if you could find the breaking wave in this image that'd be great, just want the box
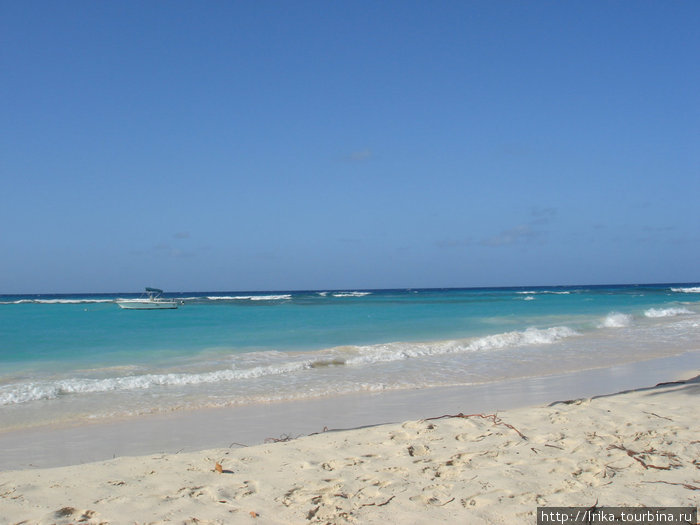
[0,326,578,406]
[0,362,309,406]
[599,312,633,328]
[671,287,700,294]
[644,307,693,318]
[344,326,578,366]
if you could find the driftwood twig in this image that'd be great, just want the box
[360,495,395,507]
[424,413,528,440]
[642,411,673,421]
[265,434,298,443]
[642,480,700,491]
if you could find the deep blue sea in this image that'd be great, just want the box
[1,284,699,431]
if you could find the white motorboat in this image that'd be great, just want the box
[116,288,179,309]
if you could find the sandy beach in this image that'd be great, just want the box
[1,369,698,524]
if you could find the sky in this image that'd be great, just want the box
[1,1,698,293]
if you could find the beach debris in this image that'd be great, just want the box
[545,443,564,450]
[642,411,673,421]
[607,444,682,470]
[249,510,259,518]
[360,495,395,507]
[309,426,331,436]
[424,413,528,441]
[642,480,700,491]
[265,433,297,443]
[212,461,233,474]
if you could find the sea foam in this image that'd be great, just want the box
[644,307,693,318]
[0,362,310,406]
[599,312,633,328]
[0,326,579,406]
[344,326,579,366]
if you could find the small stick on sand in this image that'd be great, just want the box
[643,411,673,421]
[360,495,395,507]
[642,480,700,491]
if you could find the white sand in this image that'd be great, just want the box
[1,375,698,524]
[3,351,698,471]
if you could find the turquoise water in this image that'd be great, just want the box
[1,284,699,429]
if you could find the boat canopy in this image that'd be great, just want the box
[145,287,163,294]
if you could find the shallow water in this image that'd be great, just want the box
[1,284,699,430]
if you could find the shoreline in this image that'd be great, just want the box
[0,361,698,524]
[1,350,697,471]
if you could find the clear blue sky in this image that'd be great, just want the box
[1,1,698,293]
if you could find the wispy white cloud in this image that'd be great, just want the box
[344,149,373,162]
[480,224,538,247]
[437,208,557,249]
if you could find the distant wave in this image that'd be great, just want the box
[644,307,693,318]
[516,291,571,295]
[671,287,700,294]
[0,299,114,305]
[0,325,578,406]
[599,312,633,328]
[205,294,292,301]
[332,292,372,298]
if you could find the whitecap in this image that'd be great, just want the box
[599,312,633,328]
[644,307,693,318]
[0,298,114,305]
[206,294,292,301]
[344,326,579,366]
[671,287,700,293]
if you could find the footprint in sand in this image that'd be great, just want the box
[410,482,453,502]
[233,480,259,498]
[407,444,430,457]
[387,431,412,443]
[47,507,101,524]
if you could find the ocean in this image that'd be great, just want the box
[1,284,699,433]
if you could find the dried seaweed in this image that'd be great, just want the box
[607,444,681,470]
[424,413,528,440]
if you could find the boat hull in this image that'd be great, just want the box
[116,300,178,310]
